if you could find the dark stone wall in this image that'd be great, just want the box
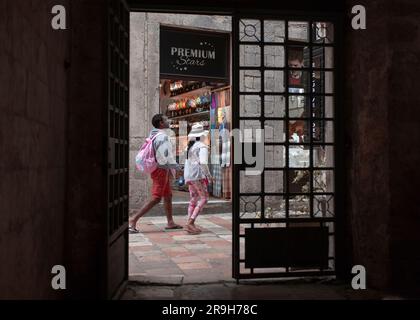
[344,0,420,295]
[386,1,420,294]
[0,0,69,299]
[0,0,109,300]
[343,0,392,290]
[128,0,344,12]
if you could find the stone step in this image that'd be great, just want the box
[130,200,232,216]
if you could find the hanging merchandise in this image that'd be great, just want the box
[219,90,232,198]
[212,163,222,197]
[222,167,231,199]
[211,93,217,109]
[219,105,231,168]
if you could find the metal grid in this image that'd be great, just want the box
[107,0,129,243]
[233,16,338,279]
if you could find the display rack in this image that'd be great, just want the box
[168,110,209,121]
[170,86,213,99]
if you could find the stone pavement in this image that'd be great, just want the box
[122,278,390,300]
[127,213,394,300]
[129,213,235,284]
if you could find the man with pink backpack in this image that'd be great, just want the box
[130,114,182,233]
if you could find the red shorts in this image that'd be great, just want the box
[151,168,172,199]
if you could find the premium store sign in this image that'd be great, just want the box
[160,26,229,81]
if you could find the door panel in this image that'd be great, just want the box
[107,0,130,298]
[233,15,337,279]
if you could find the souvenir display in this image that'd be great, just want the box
[161,79,231,199]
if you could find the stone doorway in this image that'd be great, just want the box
[129,12,234,284]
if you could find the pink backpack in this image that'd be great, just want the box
[135,133,162,174]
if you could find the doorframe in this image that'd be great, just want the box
[120,1,346,296]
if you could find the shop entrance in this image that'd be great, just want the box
[128,15,234,285]
[159,26,232,215]
[160,80,233,212]
[106,0,341,298]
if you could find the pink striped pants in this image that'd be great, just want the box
[187,179,209,220]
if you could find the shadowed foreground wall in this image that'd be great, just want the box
[344,0,420,294]
[0,0,109,300]
[64,0,108,299]
[0,0,69,299]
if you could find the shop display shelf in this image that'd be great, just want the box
[168,110,210,121]
[169,86,213,99]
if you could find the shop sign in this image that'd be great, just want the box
[160,26,229,81]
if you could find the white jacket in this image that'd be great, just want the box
[149,128,179,170]
[184,141,211,183]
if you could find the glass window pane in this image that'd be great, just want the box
[288,120,309,143]
[240,19,261,42]
[239,120,263,170]
[264,120,285,143]
[289,195,310,217]
[265,170,284,193]
[265,196,286,218]
[240,70,261,92]
[313,170,334,193]
[288,21,309,42]
[289,146,310,168]
[288,169,310,193]
[314,195,335,217]
[240,170,261,193]
[313,145,334,167]
[240,45,261,67]
[265,95,285,118]
[313,71,334,94]
[312,96,334,119]
[312,22,334,44]
[289,95,309,118]
[264,20,285,43]
[240,120,261,141]
[264,45,284,68]
[312,46,334,69]
[313,120,334,143]
[288,46,309,67]
[288,71,309,93]
[240,196,261,219]
[265,145,285,168]
[264,70,284,92]
[240,95,261,118]
[325,96,334,118]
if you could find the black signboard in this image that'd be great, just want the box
[160,26,230,81]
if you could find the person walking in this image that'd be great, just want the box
[129,114,182,233]
[183,123,212,234]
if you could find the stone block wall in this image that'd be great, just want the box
[0,0,69,299]
[343,0,420,294]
